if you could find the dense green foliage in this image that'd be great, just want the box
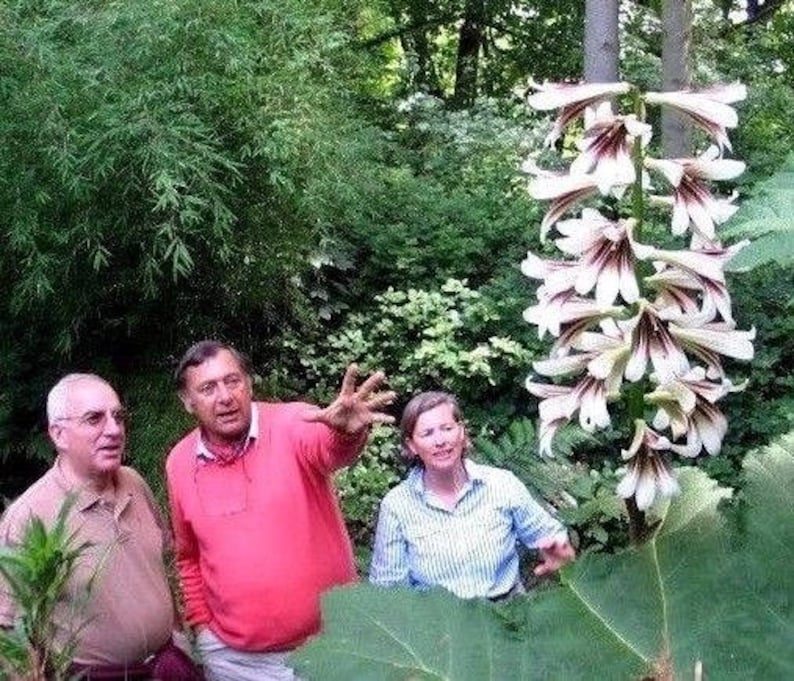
[290,278,531,420]
[0,0,391,458]
[293,432,794,679]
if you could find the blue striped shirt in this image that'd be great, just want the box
[368,460,567,599]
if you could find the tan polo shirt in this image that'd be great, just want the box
[0,459,174,666]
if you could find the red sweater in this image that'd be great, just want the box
[165,402,364,652]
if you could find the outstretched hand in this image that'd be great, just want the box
[533,536,576,577]
[303,364,397,435]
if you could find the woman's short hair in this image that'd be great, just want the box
[399,391,468,465]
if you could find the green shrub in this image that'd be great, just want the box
[334,426,402,558]
[285,278,531,430]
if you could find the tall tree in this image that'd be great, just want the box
[393,0,445,95]
[584,0,620,82]
[661,0,693,156]
[451,0,485,108]
[361,1,585,102]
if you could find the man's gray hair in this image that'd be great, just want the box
[46,373,109,425]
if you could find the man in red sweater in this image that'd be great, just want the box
[166,340,395,681]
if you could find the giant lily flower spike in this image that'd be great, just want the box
[616,420,679,510]
[527,81,632,147]
[644,83,747,151]
[645,147,746,242]
[521,79,752,526]
[570,102,652,194]
[556,210,640,306]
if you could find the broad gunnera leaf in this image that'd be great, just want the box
[292,432,794,680]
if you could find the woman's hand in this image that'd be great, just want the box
[533,536,576,576]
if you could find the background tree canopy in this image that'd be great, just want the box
[1,0,793,564]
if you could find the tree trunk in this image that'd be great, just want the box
[398,0,443,96]
[584,0,619,82]
[661,0,692,157]
[451,0,485,108]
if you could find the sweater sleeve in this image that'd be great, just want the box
[325,427,369,471]
[166,468,211,628]
[283,403,369,475]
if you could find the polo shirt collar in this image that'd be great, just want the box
[51,456,131,514]
[196,403,259,461]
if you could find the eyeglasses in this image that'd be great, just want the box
[56,408,129,429]
[195,374,246,398]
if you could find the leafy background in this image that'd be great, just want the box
[1,2,794,677]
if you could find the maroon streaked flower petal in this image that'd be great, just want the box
[644,84,747,151]
[527,81,632,145]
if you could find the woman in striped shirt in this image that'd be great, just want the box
[369,391,575,599]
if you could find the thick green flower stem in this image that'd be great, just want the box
[625,91,649,544]
[626,496,650,545]
[631,92,646,239]
[625,378,649,543]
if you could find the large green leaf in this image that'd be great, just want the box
[293,433,794,680]
[724,155,794,272]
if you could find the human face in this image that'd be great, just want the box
[407,403,467,475]
[179,349,253,445]
[49,379,126,482]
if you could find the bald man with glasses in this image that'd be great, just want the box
[0,373,202,680]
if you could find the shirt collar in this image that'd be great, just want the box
[196,403,259,461]
[51,456,130,514]
[407,458,485,495]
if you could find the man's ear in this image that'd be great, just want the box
[179,391,195,415]
[48,422,66,450]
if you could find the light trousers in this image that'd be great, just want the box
[196,628,304,681]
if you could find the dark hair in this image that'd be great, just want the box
[399,391,469,465]
[174,340,252,391]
